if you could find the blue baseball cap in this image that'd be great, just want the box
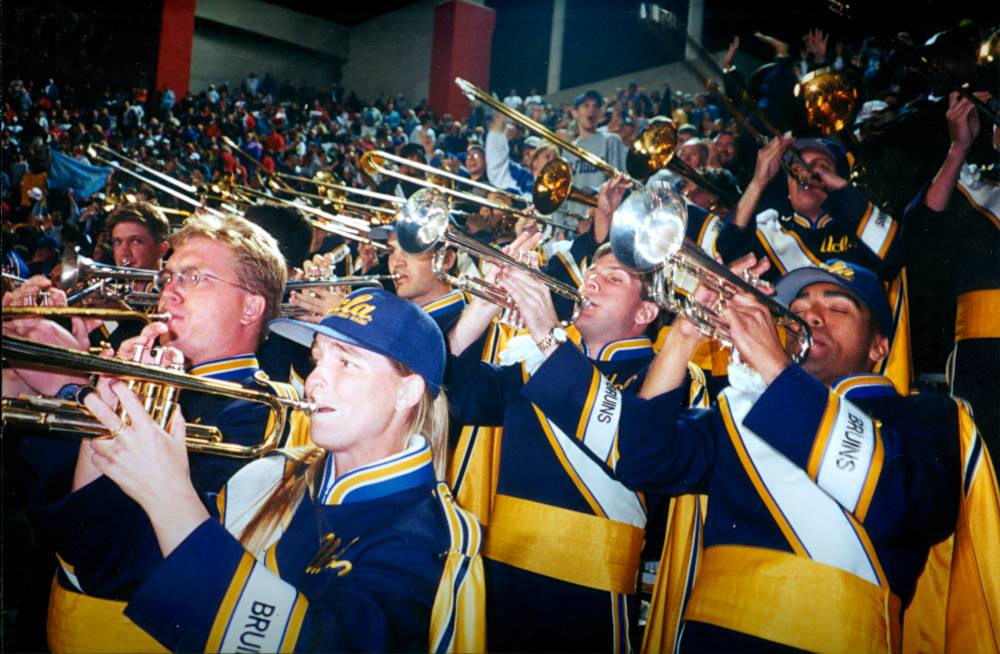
[775,260,893,339]
[783,138,851,179]
[574,90,603,108]
[267,288,445,397]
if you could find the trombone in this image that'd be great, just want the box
[638,3,821,189]
[455,77,741,211]
[218,182,390,252]
[610,172,811,361]
[360,150,576,231]
[395,188,589,321]
[3,306,170,322]
[2,336,315,458]
[85,146,225,217]
[275,170,406,211]
[287,273,399,291]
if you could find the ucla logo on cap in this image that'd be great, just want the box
[819,260,855,282]
[330,293,377,325]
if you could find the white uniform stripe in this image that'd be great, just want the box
[724,389,880,585]
[545,416,646,528]
[816,399,877,512]
[581,374,622,463]
[857,205,895,258]
[219,562,300,653]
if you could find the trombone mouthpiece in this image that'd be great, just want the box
[149,312,172,322]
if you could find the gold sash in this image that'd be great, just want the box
[47,577,167,653]
[483,494,644,594]
[684,545,901,653]
[955,289,1000,341]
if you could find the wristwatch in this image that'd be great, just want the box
[535,325,568,353]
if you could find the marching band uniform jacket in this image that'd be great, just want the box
[25,354,301,653]
[522,348,965,652]
[446,333,700,653]
[34,438,484,653]
[716,184,904,284]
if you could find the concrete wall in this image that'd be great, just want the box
[544,51,760,107]
[340,0,437,104]
[190,0,347,96]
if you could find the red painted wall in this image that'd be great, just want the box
[429,0,496,120]
[155,0,197,99]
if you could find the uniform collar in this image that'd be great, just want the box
[582,336,654,362]
[317,436,436,506]
[421,289,467,317]
[188,353,261,381]
[789,211,833,230]
[831,373,898,400]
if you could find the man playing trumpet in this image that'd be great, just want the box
[4,212,303,653]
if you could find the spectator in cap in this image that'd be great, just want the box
[567,89,627,217]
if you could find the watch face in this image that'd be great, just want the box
[553,327,568,342]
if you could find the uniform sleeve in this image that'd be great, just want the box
[444,347,513,428]
[542,232,594,322]
[742,364,960,545]
[31,474,165,598]
[521,342,716,494]
[823,184,904,279]
[124,519,441,653]
[715,215,761,264]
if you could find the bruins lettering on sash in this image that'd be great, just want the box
[235,602,278,653]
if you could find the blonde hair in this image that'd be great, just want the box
[170,213,287,327]
[239,365,449,553]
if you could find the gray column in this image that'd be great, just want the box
[686,0,704,61]
[546,0,566,94]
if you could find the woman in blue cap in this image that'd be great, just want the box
[39,289,484,653]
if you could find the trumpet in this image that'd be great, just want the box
[455,77,740,211]
[395,188,589,320]
[61,247,158,291]
[59,248,162,310]
[2,336,315,458]
[610,173,811,361]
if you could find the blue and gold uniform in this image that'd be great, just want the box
[26,353,299,653]
[422,289,468,334]
[524,348,979,652]
[905,166,1000,472]
[447,333,698,653]
[35,437,483,653]
[716,183,904,284]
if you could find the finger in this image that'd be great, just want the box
[168,408,187,444]
[110,380,156,431]
[82,387,125,433]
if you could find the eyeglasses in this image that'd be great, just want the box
[156,267,251,293]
